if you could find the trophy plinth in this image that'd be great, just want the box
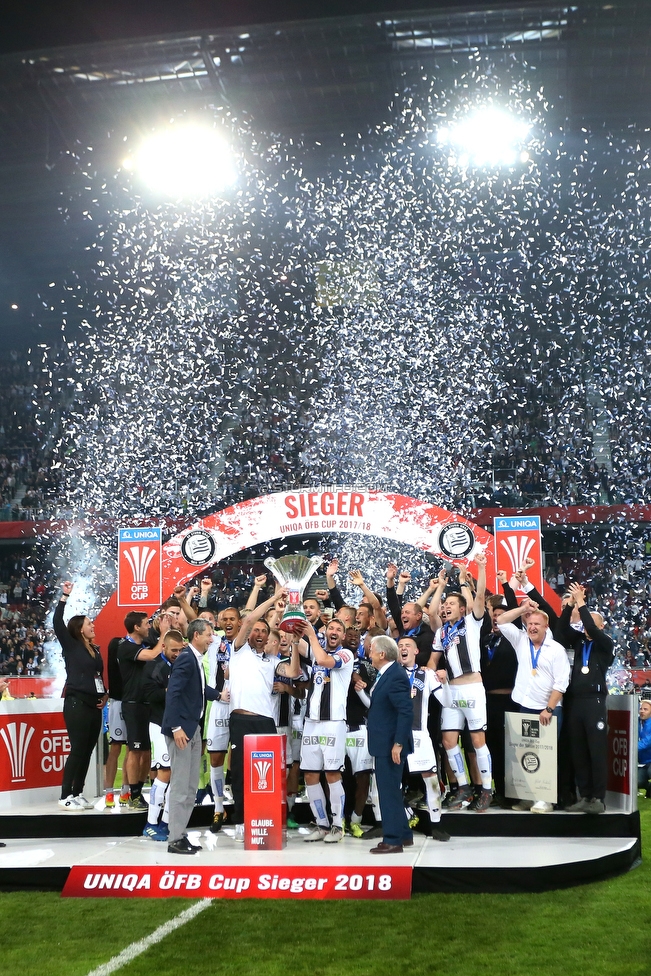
[263,554,323,634]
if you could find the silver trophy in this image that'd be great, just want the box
[263,554,323,633]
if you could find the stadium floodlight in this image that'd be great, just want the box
[436,106,531,168]
[126,124,237,198]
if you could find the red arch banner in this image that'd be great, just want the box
[94,489,557,651]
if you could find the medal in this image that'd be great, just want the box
[581,640,593,677]
[529,640,542,678]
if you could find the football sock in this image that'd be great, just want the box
[147,777,167,825]
[328,779,346,829]
[475,745,492,791]
[306,783,329,827]
[424,775,442,824]
[445,746,469,786]
[210,765,225,814]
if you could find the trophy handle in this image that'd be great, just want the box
[263,556,287,585]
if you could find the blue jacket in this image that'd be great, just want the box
[639,716,651,765]
[161,647,218,740]
[367,661,414,759]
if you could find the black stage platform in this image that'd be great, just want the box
[0,798,641,897]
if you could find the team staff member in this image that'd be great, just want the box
[229,585,297,841]
[103,636,130,809]
[497,597,570,813]
[162,619,219,854]
[55,581,107,811]
[117,611,166,809]
[480,592,518,806]
[556,583,614,815]
[366,635,414,854]
[201,605,236,834]
[141,629,185,840]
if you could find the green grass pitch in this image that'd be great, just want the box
[1,807,649,976]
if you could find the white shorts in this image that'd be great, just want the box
[149,723,171,768]
[206,700,230,753]
[441,683,487,733]
[407,731,437,773]
[277,726,293,767]
[300,718,346,772]
[345,725,374,775]
[291,727,303,763]
[108,700,126,745]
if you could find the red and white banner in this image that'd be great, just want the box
[95,492,560,653]
[0,701,69,792]
[62,865,412,899]
[117,527,162,608]
[607,705,632,797]
[96,491,499,651]
[244,734,286,850]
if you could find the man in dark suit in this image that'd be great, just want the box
[162,618,219,854]
[366,635,414,853]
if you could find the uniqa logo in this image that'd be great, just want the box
[254,760,271,791]
[0,721,34,781]
[499,534,536,575]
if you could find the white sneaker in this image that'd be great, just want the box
[234,824,244,843]
[323,825,344,844]
[531,800,554,814]
[58,795,84,811]
[303,824,329,842]
[75,795,95,810]
[511,799,533,811]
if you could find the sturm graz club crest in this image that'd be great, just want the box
[438,523,476,559]
[181,529,216,566]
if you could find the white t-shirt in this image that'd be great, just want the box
[497,621,570,710]
[229,641,280,719]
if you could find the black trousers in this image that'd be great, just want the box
[485,692,517,797]
[229,712,276,824]
[569,696,608,801]
[62,695,102,798]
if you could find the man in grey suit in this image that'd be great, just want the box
[366,635,414,854]
[162,618,219,855]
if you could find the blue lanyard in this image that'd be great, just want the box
[582,641,593,669]
[406,666,417,690]
[487,634,500,662]
[529,639,542,671]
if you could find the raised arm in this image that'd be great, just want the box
[396,570,410,598]
[425,568,448,633]
[349,569,388,630]
[173,585,198,622]
[472,552,487,619]
[385,563,403,633]
[234,587,286,650]
[325,558,344,611]
[244,574,268,613]
[498,597,536,626]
